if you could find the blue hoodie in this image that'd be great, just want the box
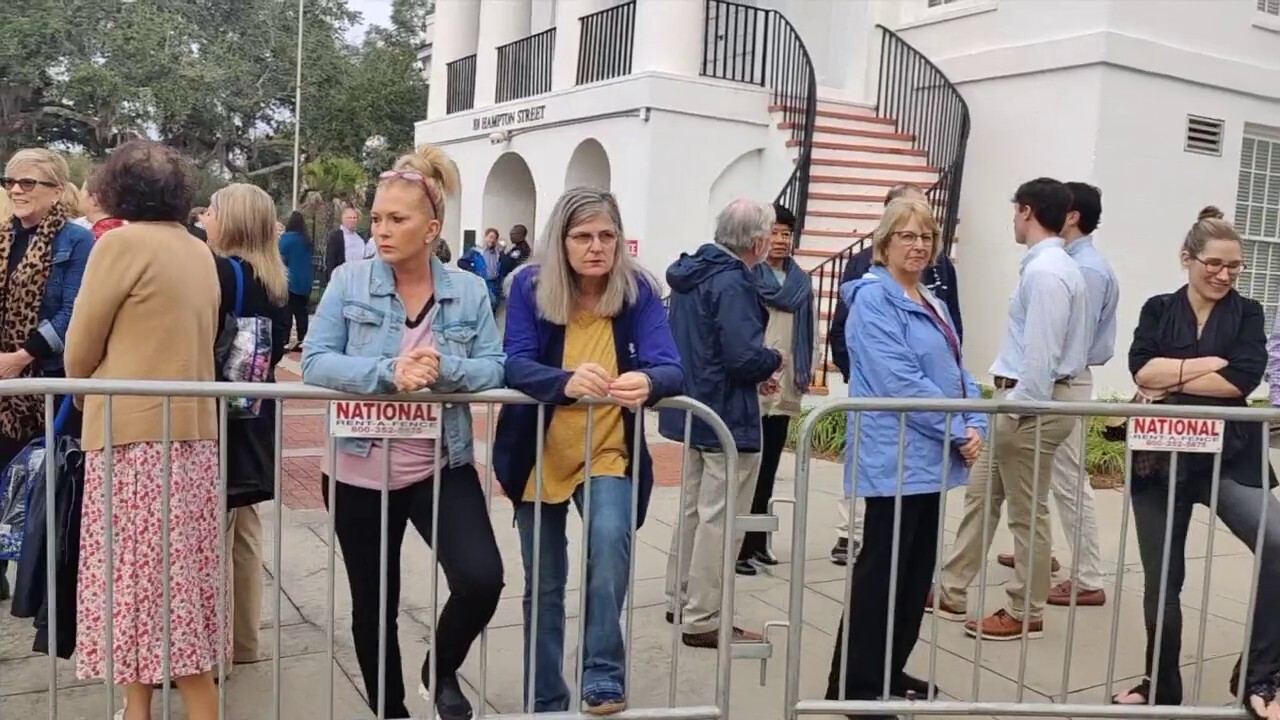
[842,266,986,498]
[658,243,781,452]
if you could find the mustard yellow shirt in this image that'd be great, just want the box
[525,312,629,502]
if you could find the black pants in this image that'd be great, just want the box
[740,414,791,560]
[287,292,309,344]
[1131,474,1280,704]
[827,493,940,701]
[321,464,504,717]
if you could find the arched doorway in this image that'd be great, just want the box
[564,139,611,191]
[482,152,537,245]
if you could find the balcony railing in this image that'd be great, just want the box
[577,1,636,85]
[702,0,768,85]
[495,28,556,104]
[445,54,477,114]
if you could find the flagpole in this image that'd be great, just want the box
[291,0,305,210]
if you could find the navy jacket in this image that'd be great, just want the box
[493,268,684,527]
[829,245,962,382]
[657,244,782,453]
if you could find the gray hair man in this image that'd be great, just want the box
[657,199,784,648]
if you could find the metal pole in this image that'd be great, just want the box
[291,0,306,210]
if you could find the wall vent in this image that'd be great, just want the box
[1184,115,1225,157]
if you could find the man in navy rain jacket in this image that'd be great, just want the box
[659,199,782,648]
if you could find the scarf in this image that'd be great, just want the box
[753,257,814,389]
[0,204,65,440]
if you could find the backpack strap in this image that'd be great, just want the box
[229,258,245,318]
[52,396,74,436]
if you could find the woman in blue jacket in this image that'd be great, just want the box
[277,210,313,351]
[493,187,683,715]
[825,198,986,713]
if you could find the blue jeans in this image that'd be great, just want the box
[515,475,633,711]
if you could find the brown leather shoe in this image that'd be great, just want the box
[963,609,1043,641]
[1047,580,1106,607]
[996,553,1060,573]
[682,626,763,648]
[922,588,966,622]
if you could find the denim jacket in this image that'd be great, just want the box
[37,222,94,373]
[301,255,506,467]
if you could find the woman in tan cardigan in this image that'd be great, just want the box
[65,140,225,720]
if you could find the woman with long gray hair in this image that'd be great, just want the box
[493,187,684,715]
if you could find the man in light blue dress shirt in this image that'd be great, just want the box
[932,178,1090,641]
[1025,183,1119,609]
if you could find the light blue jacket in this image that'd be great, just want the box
[843,266,987,498]
[301,255,506,466]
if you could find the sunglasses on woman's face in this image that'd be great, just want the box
[0,177,59,192]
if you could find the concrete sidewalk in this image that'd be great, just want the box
[0,371,1263,718]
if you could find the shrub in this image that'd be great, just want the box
[786,386,1129,485]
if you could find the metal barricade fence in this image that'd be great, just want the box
[786,396,1279,720]
[0,378,755,720]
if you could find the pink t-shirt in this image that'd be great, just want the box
[332,305,439,491]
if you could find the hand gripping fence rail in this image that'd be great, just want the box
[0,378,762,720]
[786,396,1280,720]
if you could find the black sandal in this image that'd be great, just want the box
[1111,679,1150,705]
[1243,681,1278,720]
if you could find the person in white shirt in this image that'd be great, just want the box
[324,206,372,279]
[928,177,1090,642]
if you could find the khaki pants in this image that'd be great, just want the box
[664,449,762,634]
[1048,369,1106,591]
[225,506,264,663]
[937,384,1074,621]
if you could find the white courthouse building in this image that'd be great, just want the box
[416,0,1280,397]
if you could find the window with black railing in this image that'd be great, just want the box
[445,54,477,114]
[702,0,768,86]
[576,0,636,86]
[496,28,556,104]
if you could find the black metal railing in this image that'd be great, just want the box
[496,28,556,104]
[702,0,768,85]
[875,24,971,257]
[577,1,636,85]
[445,54,477,114]
[699,0,816,241]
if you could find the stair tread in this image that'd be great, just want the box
[768,104,896,125]
[789,139,927,156]
[783,122,913,141]
[811,157,939,173]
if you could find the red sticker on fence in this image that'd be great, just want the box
[329,401,442,439]
[1126,417,1224,453]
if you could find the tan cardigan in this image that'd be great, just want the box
[65,222,221,452]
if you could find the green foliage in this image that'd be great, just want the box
[1,0,430,207]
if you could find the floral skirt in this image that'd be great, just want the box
[76,440,231,684]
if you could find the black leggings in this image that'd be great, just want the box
[321,463,504,717]
[287,292,309,343]
[741,414,791,559]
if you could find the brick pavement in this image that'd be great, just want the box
[276,360,688,510]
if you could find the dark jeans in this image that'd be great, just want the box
[287,292,309,344]
[1130,475,1280,704]
[321,464,504,718]
[827,492,940,701]
[740,414,791,560]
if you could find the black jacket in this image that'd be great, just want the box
[829,246,962,382]
[324,229,345,280]
[215,256,290,506]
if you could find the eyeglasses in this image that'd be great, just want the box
[1194,257,1245,275]
[566,230,618,248]
[377,170,440,219]
[0,177,59,192]
[892,230,934,247]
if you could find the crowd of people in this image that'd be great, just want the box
[2,135,1280,720]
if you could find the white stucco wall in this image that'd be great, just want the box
[415,71,792,284]
[890,0,1280,396]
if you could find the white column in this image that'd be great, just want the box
[632,0,704,76]
[551,0,603,90]
[474,0,533,108]
[427,0,482,119]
